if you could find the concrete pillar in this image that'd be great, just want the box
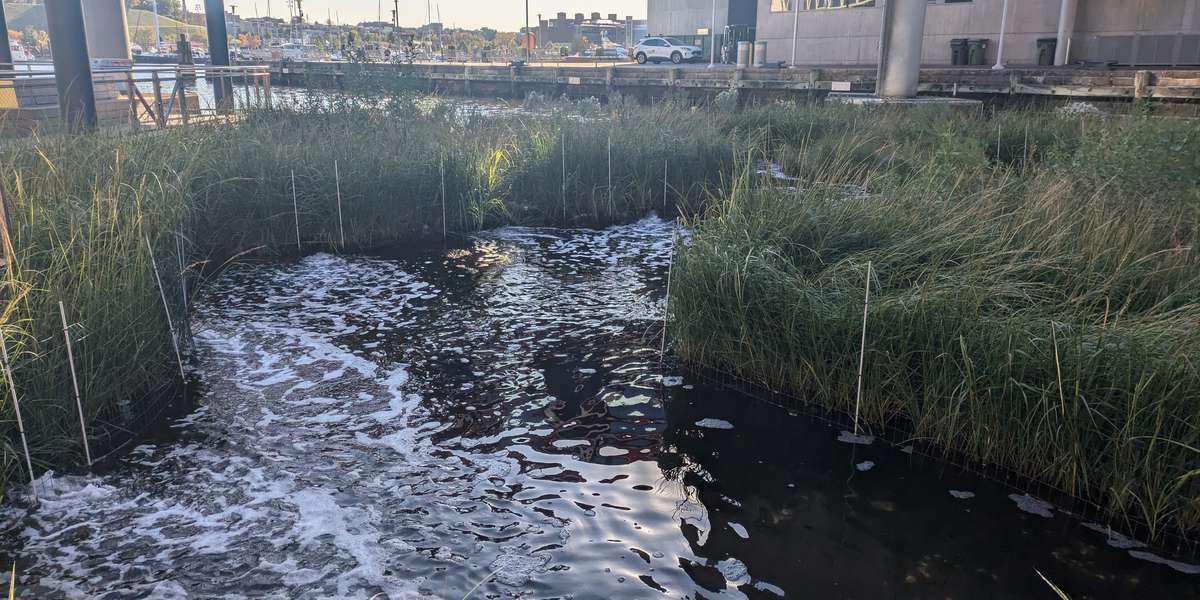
[1053,0,1078,66]
[204,0,232,109]
[0,3,13,66]
[45,0,97,132]
[82,0,131,61]
[876,0,928,98]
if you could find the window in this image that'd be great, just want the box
[770,0,796,12]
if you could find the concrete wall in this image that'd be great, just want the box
[648,0,731,37]
[753,0,1200,66]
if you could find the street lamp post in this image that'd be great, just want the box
[993,0,1010,70]
[790,0,800,67]
[525,0,531,60]
[709,0,717,68]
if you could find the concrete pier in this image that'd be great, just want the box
[82,0,132,61]
[876,0,929,98]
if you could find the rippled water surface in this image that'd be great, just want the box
[3,216,1198,599]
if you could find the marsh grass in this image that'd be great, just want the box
[0,93,735,490]
[673,105,1200,541]
[1,89,1197,548]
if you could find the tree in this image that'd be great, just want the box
[236,33,261,50]
[479,27,497,42]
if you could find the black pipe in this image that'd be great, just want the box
[0,3,13,67]
[204,0,232,109]
[45,0,97,133]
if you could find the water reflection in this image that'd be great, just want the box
[0,216,1196,599]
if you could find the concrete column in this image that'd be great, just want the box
[876,0,928,98]
[0,3,13,66]
[204,0,232,109]
[82,0,131,61]
[45,0,97,132]
[1053,0,1078,66]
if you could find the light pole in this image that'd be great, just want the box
[790,0,800,67]
[992,0,1010,70]
[525,0,531,60]
[708,0,717,68]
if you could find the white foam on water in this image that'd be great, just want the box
[728,522,750,539]
[754,581,787,597]
[949,490,976,500]
[1009,494,1055,518]
[837,431,875,445]
[716,557,751,587]
[695,419,734,430]
[1080,523,1146,550]
[1127,551,1200,575]
[855,461,875,472]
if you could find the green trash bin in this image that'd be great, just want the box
[967,39,988,66]
[1037,38,1058,66]
[950,39,968,66]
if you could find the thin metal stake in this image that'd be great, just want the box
[334,160,346,249]
[561,131,567,223]
[440,157,447,241]
[58,300,92,467]
[663,159,668,210]
[853,261,873,435]
[607,134,613,210]
[660,223,678,367]
[290,170,302,252]
[145,236,187,382]
[1,336,36,497]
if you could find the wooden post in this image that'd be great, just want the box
[177,79,189,125]
[335,160,345,249]
[58,301,92,467]
[1,336,36,497]
[145,235,187,381]
[853,261,873,435]
[1134,69,1151,101]
[126,70,138,131]
[152,70,165,127]
[291,170,301,252]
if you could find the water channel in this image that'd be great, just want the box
[2,216,1197,599]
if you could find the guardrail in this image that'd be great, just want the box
[0,63,273,134]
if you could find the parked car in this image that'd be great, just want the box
[633,37,703,65]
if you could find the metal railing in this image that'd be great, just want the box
[0,63,273,134]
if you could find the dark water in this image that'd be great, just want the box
[2,216,1197,599]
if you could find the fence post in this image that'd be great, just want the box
[151,70,165,128]
[57,300,92,467]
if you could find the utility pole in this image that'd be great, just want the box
[708,0,717,68]
[394,0,399,28]
[152,0,162,51]
[44,0,97,133]
[790,0,800,67]
[524,0,531,60]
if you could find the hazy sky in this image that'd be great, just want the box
[227,1,648,31]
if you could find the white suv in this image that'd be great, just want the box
[633,37,704,65]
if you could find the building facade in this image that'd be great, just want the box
[648,0,1200,66]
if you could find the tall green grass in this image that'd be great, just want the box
[0,93,735,491]
[673,103,1200,541]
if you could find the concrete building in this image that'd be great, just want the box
[534,12,639,48]
[648,0,1200,67]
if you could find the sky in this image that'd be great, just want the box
[225,1,648,31]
